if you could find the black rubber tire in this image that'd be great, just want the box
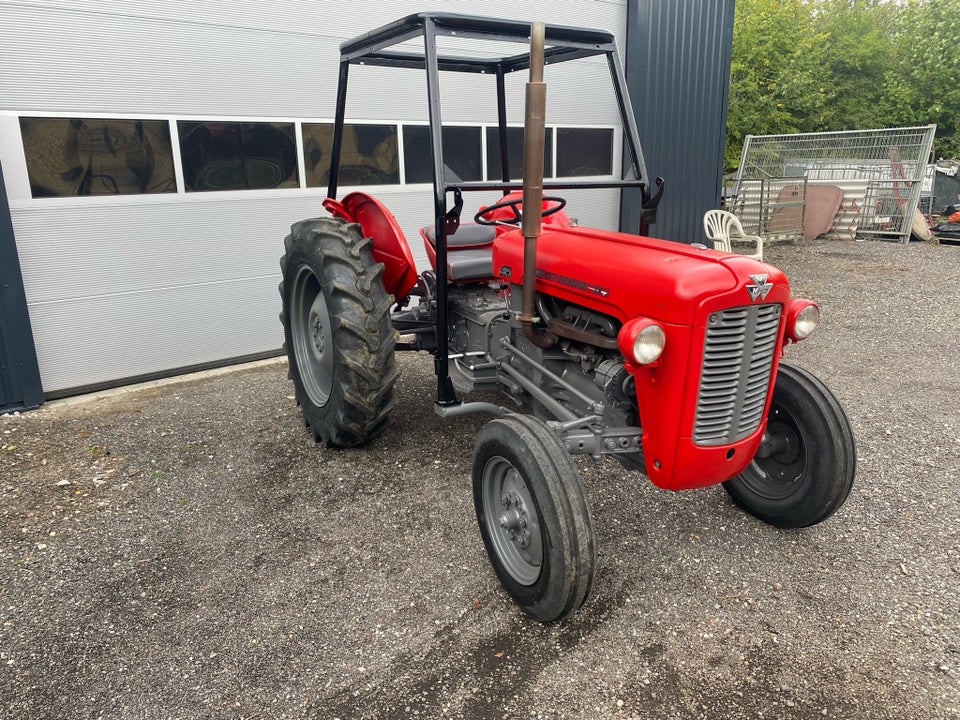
[724,363,856,528]
[279,216,398,447]
[472,414,596,622]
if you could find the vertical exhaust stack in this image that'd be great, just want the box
[520,22,555,349]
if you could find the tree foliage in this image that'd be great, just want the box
[726,0,826,168]
[726,0,960,169]
[810,0,899,131]
[884,0,960,158]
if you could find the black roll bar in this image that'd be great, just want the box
[328,12,656,407]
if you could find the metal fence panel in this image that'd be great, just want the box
[733,126,936,243]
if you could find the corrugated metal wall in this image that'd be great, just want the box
[621,0,734,244]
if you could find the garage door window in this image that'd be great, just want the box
[177,120,299,192]
[403,125,482,184]
[485,127,553,181]
[19,117,176,198]
[303,123,399,187]
[556,128,614,177]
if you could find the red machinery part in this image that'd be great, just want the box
[323,192,419,300]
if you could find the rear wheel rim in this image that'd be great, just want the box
[291,264,334,407]
[482,456,543,586]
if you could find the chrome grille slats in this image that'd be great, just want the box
[693,304,781,446]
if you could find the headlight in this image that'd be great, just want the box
[618,318,666,365]
[786,301,820,341]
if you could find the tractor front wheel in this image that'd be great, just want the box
[472,414,596,622]
[280,217,398,447]
[724,363,855,528]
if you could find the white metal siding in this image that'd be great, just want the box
[11,197,311,391]
[0,0,627,393]
[0,1,626,121]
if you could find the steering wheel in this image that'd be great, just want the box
[474,195,567,226]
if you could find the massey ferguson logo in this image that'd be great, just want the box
[745,274,773,302]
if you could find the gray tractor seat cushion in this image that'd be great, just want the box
[422,223,496,248]
[422,223,497,281]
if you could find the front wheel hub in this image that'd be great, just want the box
[498,495,531,547]
[750,404,807,490]
[482,462,543,585]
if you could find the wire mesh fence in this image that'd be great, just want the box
[733,126,936,243]
[731,178,806,241]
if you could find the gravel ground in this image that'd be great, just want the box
[1,238,959,720]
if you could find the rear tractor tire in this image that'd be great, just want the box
[724,363,855,528]
[472,414,596,622]
[280,216,398,447]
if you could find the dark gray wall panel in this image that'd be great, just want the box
[0,160,42,412]
[620,0,734,244]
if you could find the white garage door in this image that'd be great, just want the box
[0,0,627,394]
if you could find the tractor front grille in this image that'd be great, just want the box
[693,304,781,446]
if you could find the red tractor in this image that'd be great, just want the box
[279,13,855,622]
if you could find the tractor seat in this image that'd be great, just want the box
[420,223,497,281]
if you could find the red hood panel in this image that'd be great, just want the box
[492,227,787,324]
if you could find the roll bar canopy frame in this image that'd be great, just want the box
[327,12,658,406]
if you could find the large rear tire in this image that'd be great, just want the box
[280,217,398,447]
[724,363,855,528]
[472,414,596,622]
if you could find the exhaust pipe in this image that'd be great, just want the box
[520,22,556,349]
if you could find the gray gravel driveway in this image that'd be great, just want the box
[2,238,959,719]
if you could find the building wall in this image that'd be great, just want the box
[0,0,628,394]
[621,0,735,244]
[0,159,43,412]
[0,0,737,399]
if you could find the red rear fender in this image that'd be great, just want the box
[323,192,419,300]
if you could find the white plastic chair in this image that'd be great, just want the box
[703,209,763,261]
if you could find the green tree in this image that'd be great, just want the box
[725,0,960,169]
[725,0,827,168]
[810,0,898,132]
[885,0,960,158]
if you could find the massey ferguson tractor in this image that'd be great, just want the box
[279,13,855,622]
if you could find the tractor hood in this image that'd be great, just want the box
[492,226,789,325]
